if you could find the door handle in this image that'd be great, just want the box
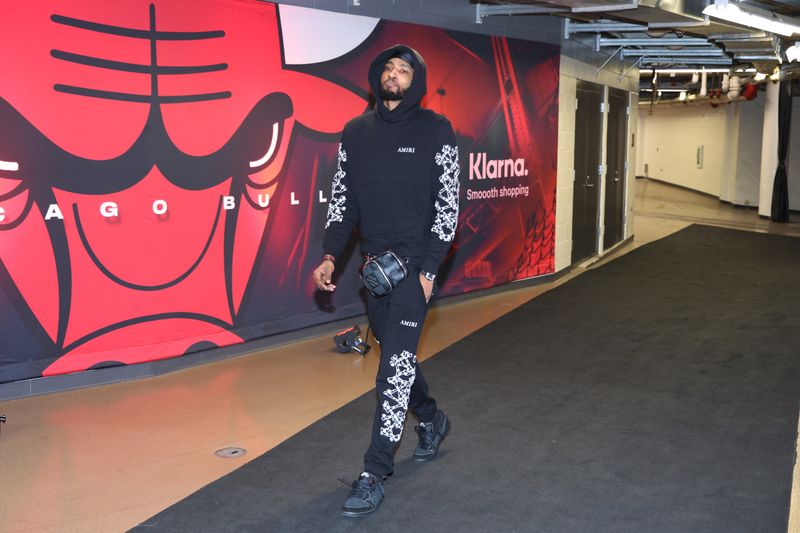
[585,182,595,188]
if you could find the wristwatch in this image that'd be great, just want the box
[421,271,436,281]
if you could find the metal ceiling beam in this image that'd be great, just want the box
[648,17,711,29]
[621,48,728,56]
[474,1,639,23]
[598,38,712,46]
[720,39,778,47]
[476,4,565,16]
[723,44,779,52]
[640,57,734,64]
[571,1,638,13]
[734,54,783,60]
[475,3,566,23]
[708,32,771,40]
[564,19,647,38]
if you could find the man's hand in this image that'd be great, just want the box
[313,259,336,291]
[419,273,433,303]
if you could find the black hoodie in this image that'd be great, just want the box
[322,45,460,276]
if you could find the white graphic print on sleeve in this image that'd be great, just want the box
[431,145,460,242]
[325,143,348,229]
[379,350,417,443]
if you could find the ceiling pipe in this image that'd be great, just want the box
[728,75,741,99]
[621,48,729,56]
[598,38,712,46]
[475,3,565,23]
[700,69,708,97]
[564,20,646,38]
[641,57,734,64]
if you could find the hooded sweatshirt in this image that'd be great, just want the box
[322,45,460,276]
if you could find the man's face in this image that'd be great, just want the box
[380,57,414,101]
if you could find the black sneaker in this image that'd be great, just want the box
[414,410,450,462]
[341,472,385,517]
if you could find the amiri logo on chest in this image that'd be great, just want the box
[397,146,415,153]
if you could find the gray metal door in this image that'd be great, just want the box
[604,88,628,249]
[571,81,603,264]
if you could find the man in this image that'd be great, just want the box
[312,44,460,517]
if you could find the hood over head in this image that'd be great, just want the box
[368,44,427,123]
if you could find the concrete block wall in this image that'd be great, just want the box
[637,99,766,208]
[637,104,731,197]
[557,56,639,269]
[555,75,577,272]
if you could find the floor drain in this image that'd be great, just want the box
[215,446,247,458]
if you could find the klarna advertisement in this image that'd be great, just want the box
[0,0,559,383]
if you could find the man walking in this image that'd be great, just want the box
[312,44,460,517]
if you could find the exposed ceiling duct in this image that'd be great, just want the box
[475,1,798,66]
[474,0,800,101]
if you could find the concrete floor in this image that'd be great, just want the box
[0,178,799,532]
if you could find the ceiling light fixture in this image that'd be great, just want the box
[703,0,800,36]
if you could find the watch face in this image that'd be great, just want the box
[424,272,436,281]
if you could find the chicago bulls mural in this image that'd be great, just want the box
[0,0,366,379]
[0,1,559,384]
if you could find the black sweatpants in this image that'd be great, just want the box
[363,266,438,477]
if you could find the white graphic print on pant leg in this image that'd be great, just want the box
[380,350,417,442]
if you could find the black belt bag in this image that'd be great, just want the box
[360,250,408,297]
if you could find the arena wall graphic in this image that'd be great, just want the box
[0,1,560,384]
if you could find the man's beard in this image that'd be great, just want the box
[380,86,406,101]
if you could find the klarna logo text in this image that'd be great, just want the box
[469,152,529,180]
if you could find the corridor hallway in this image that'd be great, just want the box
[1,178,799,532]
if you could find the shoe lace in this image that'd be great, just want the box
[338,474,375,496]
[415,422,435,450]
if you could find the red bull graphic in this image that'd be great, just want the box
[0,1,559,384]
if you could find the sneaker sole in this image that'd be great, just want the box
[414,417,450,462]
[342,505,380,518]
